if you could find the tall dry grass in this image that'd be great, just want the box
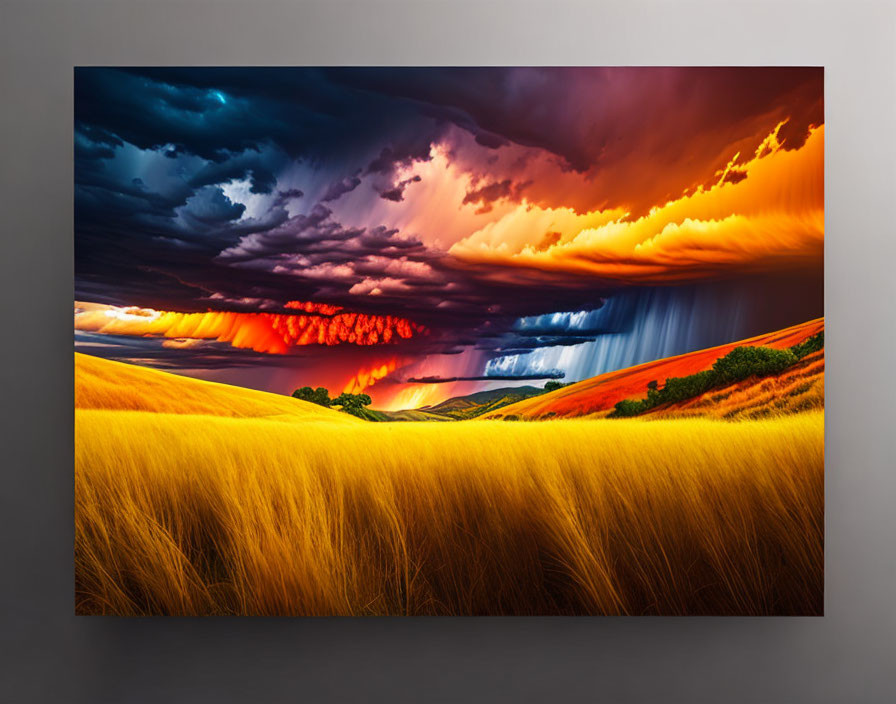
[75,410,823,616]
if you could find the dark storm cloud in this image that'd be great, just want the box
[213,204,439,290]
[75,67,453,172]
[73,67,453,314]
[178,186,245,226]
[462,178,529,214]
[74,67,824,371]
[329,66,823,212]
[344,66,822,165]
[74,67,456,320]
[320,175,361,202]
[377,175,421,202]
[74,129,116,160]
[186,150,284,194]
[75,67,823,215]
[76,68,326,161]
[474,131,510,149]
[463,179,513,205]
[485,336,600,350]
[514,327,611,338]
[366,140,434,175]
[74,331,270,369]
[274,188,304,206]
[216,204,352,259]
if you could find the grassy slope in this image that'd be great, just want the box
[369,386,546,421]
[439,389,549,420]
[76,409,823,616]
[423,385,543,413]
[75,352,357,423]
[645,348,824,420]
[365,408,455,422]
[484,318,824,420]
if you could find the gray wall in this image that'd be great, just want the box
[1,1,894,701]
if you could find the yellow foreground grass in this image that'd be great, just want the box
[76,409,824,616]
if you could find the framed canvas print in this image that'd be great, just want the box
[73,67,823,616]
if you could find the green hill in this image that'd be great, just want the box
[355,407,455,422]
[369,385,548,421]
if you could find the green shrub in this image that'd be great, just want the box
[661,370,718,403]
[790,332,824,359]
[712,346,796,384]
[609,399,649,418]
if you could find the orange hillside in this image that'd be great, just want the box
[483,318,824,420]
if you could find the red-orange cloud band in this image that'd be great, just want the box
[74,301,425,355]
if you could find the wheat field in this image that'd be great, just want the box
[75,408,824,616]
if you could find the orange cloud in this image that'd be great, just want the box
[161,338,205,349]
[343,358,402,395]
[283,300,344,315]
[450,123,823,284]
[74,301,425,355]
[379,383,449,412]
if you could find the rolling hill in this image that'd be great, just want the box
[483,318,824,420]
[75,352,358,423]
[345,406,455,422]
[421,385,543,414]
[642,347,824,420]
[369,385,549,421]
[414,385,547,419]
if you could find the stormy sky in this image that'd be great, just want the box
[74,67,824,409]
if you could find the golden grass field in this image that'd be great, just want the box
[75,355,824,616]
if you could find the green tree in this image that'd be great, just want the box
[544,380,565,392]
[332,392,373,418]
[646,380,660,406]
[291,386,332,407]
